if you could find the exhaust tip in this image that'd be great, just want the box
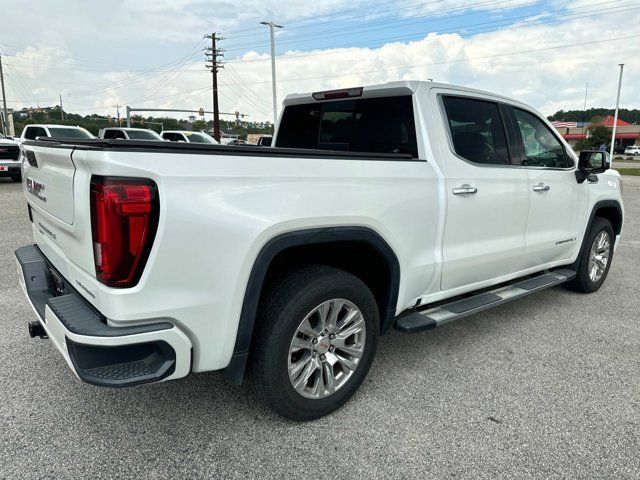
[28,321,47,339]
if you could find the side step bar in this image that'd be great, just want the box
[395,269,576,334]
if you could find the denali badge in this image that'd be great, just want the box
[26,177,47,202]
[555,237,576,246]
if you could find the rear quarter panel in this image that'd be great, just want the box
[35,148,441,372]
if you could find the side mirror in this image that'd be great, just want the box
[576,150,610,183]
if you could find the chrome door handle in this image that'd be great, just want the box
[532,183,550,192]
[452,185,478,195]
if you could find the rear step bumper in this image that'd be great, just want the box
[15,245,192,387]
[395,269,576,333]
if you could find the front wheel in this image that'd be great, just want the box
[248,265,379,421]
[567,217,614,293]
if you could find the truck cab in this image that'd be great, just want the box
[20,124,95,142]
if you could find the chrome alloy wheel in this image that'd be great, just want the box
[588,231,611,283]
[288,299,366,399]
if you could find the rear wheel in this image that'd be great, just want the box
[567,217,614,293]
[248,265,379,421]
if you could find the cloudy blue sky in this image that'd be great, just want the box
[1,0,638,122]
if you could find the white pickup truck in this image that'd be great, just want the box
[0,134,21,181]
[15,81,623,420]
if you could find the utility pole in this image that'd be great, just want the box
[0,52,8,136]
[116,105,121,126]
[59,94,64,121]
[204,33,224,142]
[260,21,284,125]
[609,64,624,162]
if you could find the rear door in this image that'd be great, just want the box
[508,106,588,266]
[438,94,529,291]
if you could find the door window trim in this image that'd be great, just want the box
[437,93,518,169]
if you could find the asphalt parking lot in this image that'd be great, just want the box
[1,176,639,479]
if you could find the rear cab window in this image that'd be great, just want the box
[275,95,418,157]
[103,130,117,139]
[24,126,48,140]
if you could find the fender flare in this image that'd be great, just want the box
[573,200,623,266]
[223,226,400,384]
[586,200,623,235]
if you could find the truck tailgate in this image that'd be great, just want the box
[25,145,76,224]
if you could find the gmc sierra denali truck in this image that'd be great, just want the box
[15,81,623,420]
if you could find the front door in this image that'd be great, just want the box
[439,95,529,292]
[509,107,589,266]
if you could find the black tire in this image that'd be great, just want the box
[567,217,614,293]
[248,265,379,421]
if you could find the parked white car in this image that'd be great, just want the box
[19,124,95,142]
[15,81,623,420]
[0,134,21,181]
[160,130,219,143]
[99,127,163,141]
[624,145,640,156]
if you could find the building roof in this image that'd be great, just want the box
[602,115,631,127]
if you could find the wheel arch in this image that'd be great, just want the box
[590,200,623,236]
[223,226,400,384]
[573,199,623,268]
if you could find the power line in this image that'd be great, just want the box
[219,34,640,87]
[225,2,638,65]
[226,0,539,50]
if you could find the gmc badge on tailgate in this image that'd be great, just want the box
[26,177,47,202]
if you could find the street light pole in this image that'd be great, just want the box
[609,64,624,161]
[261,21,284,126]
[0,52,9,136]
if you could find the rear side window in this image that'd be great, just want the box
[162,133,176,141]
[103,130,118,139]
[24,126,48,140]
[513,108,571,168]
[275,95,418,157]
[443,96,510,165]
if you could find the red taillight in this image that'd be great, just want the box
[90,176,159,288]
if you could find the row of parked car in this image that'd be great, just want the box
[0,125,272,182]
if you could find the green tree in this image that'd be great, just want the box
[191,120,207,131]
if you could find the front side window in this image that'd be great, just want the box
[443,96,510,165]
[184,132,217,144]
[276,95,418,157]
[513,108,570,168]
[126,129,161,141]
[48,127,94,139]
